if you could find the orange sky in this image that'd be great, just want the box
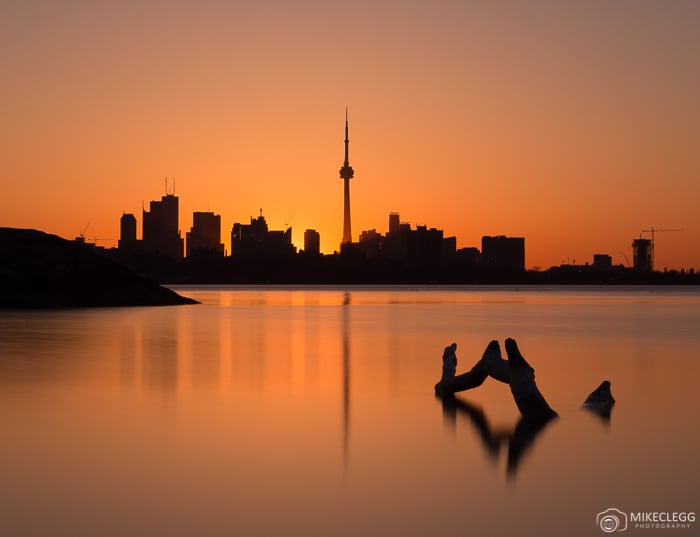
[2,1,698,270]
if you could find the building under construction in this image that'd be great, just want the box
[632,238,653,271]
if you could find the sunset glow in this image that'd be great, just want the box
[2,1,698,270]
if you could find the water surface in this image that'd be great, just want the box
[1,286,698,536]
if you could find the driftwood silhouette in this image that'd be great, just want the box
[434,338,614,419]
[434,338,615,476]
[435,338,558,422]
[582,380,616,420]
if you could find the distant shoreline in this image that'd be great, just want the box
[110,250,699,286]
[6,227,694,290]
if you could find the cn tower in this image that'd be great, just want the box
[339,108,355,245]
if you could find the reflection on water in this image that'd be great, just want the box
[1,286,699,537]
[437,393,558,478]
[342,291,351,469]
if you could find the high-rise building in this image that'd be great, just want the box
[118,213,139,253]
[388,213,400,236]
[632,238,653,271]
[120,213,137,241]
[358,212,457,267]
[186,211,224,257]
[358,229,382,259]
[142,194,184,260]
[304,229,320,255]
[481,236,525,271]
[339,109,355,246]
[230,211,296,257]
[414,225,444,266]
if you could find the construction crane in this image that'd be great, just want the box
[76,222,90,243]
[75,223,113,247]
[284,211,296,231]
[640,227,682,270]
[618,251,631,267]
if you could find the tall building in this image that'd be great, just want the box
[304,229,320,255]
[358,212,456,267]
[186,211,224,257]
[120,213,137,241]
[388,212,400,236]
[414,225,445,266]
[339,109,355,246]
[358,229,382,259]
[118,213,138,253]
[142,194,184,260]
[230,211,296,257]
[481,236,525,271]
[632,238,653,271]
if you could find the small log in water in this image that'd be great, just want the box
[581,380,615,418]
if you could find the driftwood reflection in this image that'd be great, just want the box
[437,393,556,477]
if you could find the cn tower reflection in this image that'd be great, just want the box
[342,291,351,470]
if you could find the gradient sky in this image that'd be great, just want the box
[2,0,698,269]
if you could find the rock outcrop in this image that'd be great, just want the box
[0,228,197,308]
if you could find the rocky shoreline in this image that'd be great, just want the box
[0,228,197,308]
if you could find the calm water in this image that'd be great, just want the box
[1,286,698,536]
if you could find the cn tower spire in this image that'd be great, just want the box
[344,108,350,167]
[339,108,355,245]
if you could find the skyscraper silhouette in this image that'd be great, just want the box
[118,213,139,253]
[142,194,184,260]
[186,211,224,257]
[339,109,355,245]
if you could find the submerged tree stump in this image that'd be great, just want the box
[435,338,612,422]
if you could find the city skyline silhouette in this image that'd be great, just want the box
[2,3,698,271]
[2,105,694,280]
[84,111,691,279]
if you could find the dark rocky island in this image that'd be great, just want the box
[0,228,197,308]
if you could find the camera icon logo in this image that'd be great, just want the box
[597,508,628,533]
